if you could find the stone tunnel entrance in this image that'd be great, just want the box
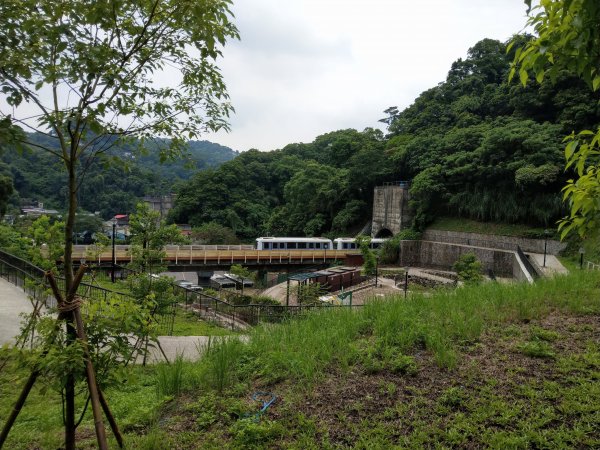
[371,182,413,237]
[374,228,393,238]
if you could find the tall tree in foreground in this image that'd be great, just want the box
[510,0,600,239]
[0,1,238,448]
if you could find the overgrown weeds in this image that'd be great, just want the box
[192,271,599,389]
[155,354,185,397]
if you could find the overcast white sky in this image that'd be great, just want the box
[203,0,530,152]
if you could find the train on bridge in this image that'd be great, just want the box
[256,237,387,250]
[71,237,386,268]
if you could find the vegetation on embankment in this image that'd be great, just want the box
[1,271,599,448]
[427,216,556,239]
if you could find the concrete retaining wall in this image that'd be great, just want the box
[399,240,533,281]
[422,230,566,255]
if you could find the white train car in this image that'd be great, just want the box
[255,237,333,250]
[333,237,387,250]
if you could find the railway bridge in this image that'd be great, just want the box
[70,244,363,272]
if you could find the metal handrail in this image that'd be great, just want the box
[381,181,410,187]
[0,248,366,332]
[0,248,175,335]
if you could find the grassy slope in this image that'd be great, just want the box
[428,217,551,238]
[1,272,599,448]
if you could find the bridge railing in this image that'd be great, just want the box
[71,246,359,265]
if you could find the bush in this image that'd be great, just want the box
[396,229,422,240]
[356,235,376,275]
[452,252,483,284]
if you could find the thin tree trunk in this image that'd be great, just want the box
[64,154,78,450]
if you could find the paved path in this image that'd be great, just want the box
[528,253,568,276]
[0,277,34,345]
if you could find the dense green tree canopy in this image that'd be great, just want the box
[511,0,600,239]
[172,36,599,239]
[1,135,236,218]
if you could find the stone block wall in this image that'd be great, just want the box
[399,240,533,281]
[422,230,566,255]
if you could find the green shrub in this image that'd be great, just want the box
[396,229,422,240]
[453,252,483,284]
[389,353,418,375]
[203,337,244,393]
[530,327,561,342]
[356,235,377,275]
[251,295,280,305]
[439,386,465,408]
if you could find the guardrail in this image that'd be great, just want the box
[381,181,410,188]
[585,261,600,271]
[177,286,364,330]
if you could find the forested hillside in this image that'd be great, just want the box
[1,135,237,218]
[170,37,600,240]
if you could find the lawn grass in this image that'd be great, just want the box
[82,271,131,294]
[171,308,238,336]
[428,216,550,237]
[1,271,599,448]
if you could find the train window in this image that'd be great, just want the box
[316,243,321,249]
[264,242,271,250]
[288,242,297,249]
[324,243,329,249]
[272,242,278,249]
[298,242,307,249]
[342,243,348,249]
[351,243,357,249]
[308,242,314,249]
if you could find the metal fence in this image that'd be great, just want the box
[175,283,364,330]
[0,248,364,334]
[0,249,175,335]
